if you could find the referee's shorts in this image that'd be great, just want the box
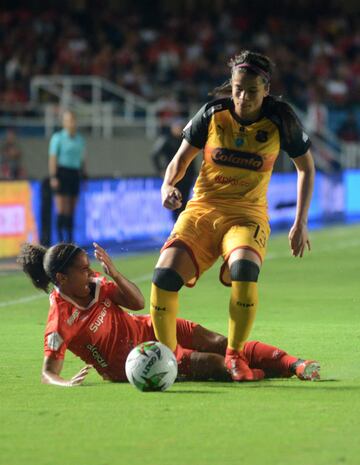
[55,167,81,196]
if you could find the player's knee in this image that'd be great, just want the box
[152,267,184,292]
[190,352,229,381]
[230,259,260,282]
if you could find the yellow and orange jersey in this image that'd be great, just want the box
[183,98,311,214]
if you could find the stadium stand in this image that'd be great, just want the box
[0,0,359,174]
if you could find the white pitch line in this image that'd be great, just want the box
[1,237,359,309]
[0,294,47,308]
[0,270,19,277]
[0,272,154,308]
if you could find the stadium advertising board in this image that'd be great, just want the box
[344,170,360,216]
[0,181,38,258]
[268,172,346,227]
[1,172,359,257]
[51,177,174,246]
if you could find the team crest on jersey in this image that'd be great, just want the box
[47,332,63,351]
[67,309,80,326]
[234,127,246,146]
[211,148,263,171]
[255,130,268,143]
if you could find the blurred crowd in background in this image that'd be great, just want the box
[0,0,359,179]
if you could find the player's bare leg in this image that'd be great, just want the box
[191,325,227,355]
[54,194,67,242]
[189,352,231,381]
[189,326,263,381]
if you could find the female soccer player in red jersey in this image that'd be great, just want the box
[149,50,315,381]
[18,242,319,386]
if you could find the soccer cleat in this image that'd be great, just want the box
[293,359,321,381]
[225,348,265,382]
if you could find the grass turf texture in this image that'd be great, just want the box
[1,224,360,465]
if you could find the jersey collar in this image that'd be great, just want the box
[229,100,265,126]
[55,277,101,310]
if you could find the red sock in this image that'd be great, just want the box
[243,341,298,378]
[175,345,195,379]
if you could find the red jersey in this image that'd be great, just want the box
[44,276,156,381]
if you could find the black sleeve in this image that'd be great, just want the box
[182,103,212,149]
[280,114,311,158]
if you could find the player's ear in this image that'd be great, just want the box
[264,82,270,97]
[55,272,67,285]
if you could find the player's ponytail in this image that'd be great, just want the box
[210,79,232,97]
[262,95,306,148]
[18,242,83,293]
[17,243,50,292]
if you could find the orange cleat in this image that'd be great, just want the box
[225,348,265,382]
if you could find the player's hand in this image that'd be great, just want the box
[93,242,117,277]
[66,365,92,387]
[161,185,182,210]
[288,223,311,257]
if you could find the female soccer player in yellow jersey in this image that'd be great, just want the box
[149,50,315,382]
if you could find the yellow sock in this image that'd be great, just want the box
[228,281,258,351]
[150,283,178,351]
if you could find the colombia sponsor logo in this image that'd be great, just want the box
[211,148,263,171]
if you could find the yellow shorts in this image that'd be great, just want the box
[161,200,271,287]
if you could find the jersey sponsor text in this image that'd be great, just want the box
[86,344,108,367]
[211,148,264,171]
[89,307,107,333]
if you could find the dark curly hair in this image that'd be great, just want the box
[17,243,83,293]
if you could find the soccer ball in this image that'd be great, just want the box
[125,341,178,392]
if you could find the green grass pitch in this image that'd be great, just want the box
[1,224,360,465]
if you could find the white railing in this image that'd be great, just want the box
[294,105,346,172]
[30,75,163,138]
[1,74,359,169]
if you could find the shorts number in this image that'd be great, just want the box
[253,224,267,248]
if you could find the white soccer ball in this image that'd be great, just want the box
[125,341,178,392]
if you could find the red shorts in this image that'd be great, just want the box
[175,318,198,378]
[140,315,198,378]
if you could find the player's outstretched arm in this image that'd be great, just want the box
[289,150,315,257]
[161,139,199,210]
[41,356,92,387]
[93,242,145,310]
